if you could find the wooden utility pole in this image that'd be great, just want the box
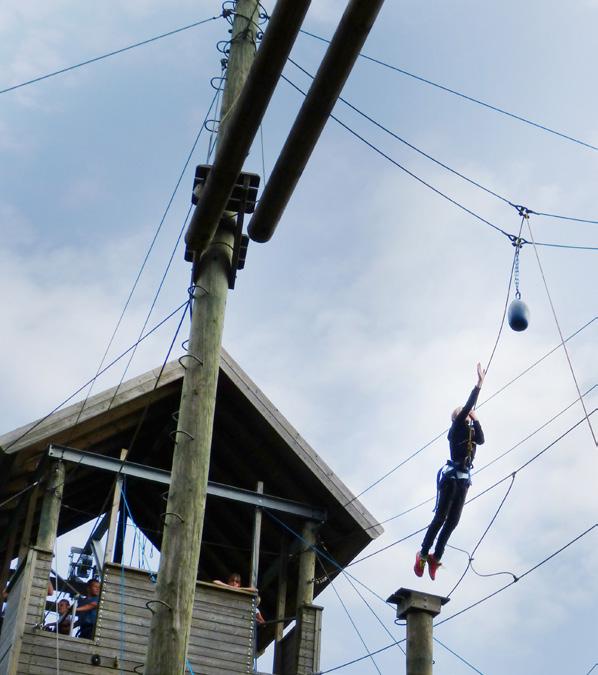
[387,588,449,675]
[143,3,260,673]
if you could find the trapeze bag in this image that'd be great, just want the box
[508,298,530,332]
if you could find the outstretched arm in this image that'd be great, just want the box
[476,362,486,389]
[454,363,486,424]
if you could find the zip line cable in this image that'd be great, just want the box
[0,16,221,96]
[434,522,598,628]
[287,54,508,207]
[315,523,597,675]
[298,29,598,154]
[289,58,598,228]
[312,638,406,675]
[72,84,221,427]
[447,543,517,583]
[281,73,511,241]
[343,316,595,510]
[466,409,595,503]
[446,473,517,598]
[473,384,596,477]
[105,204,193,412]
[263,509,390,610]
[317,544,406,657]
[282,75,598,252]
[432,637,485,675]
[345,382,595,543]
[349,409,596,566]
[315,555,385,675]
[525,217,598,446]
[125,293,191,455]
[2,301,188,452]
[318,554,481,673]
[3,298,189,567]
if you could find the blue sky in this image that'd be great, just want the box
[1,1,597,673]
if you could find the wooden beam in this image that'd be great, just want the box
[273,536,289,673]
[103,449,127,565]
[184,0,312,256]
[17,484,40,562]
[247,0,386,243]
[36,461,65,553]
[296,521,318,607]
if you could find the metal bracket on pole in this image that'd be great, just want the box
[185,164,260,279]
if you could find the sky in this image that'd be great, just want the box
[1,1,597,673]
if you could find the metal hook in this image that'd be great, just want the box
[177,353,203,370]
[168,429,195,441]
[145,599,172,614]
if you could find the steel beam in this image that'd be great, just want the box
[247,0,386,243]
[48,444,326,521]
[184,0,311,258]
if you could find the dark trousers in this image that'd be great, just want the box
[420,478,468,560]
[78,623,94,640]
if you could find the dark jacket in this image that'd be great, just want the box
[448,386,485,468]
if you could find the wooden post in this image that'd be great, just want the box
[104,449,127,566]
[387,588,449,675]
[273,537,288,673]
[250,481,264,589]
[36,461,65,553]
[296,521,318,608]
[0,514,19,594]
[144,3,259,673]
[17,484,40,562]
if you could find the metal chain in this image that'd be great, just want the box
[514,244,521,300]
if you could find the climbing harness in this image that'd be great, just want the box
[433,460,471,511]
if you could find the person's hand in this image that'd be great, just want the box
[476,362,486,387]
[469,410,478,421]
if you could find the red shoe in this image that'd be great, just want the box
[413,551,426,577]
[427,554,442,580]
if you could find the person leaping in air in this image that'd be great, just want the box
[414,362,486,580]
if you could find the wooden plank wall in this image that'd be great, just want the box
[0,557,28,675]
[0,547,40,675]
[276,605,323,675]
[278,626,297,674]
[15,558,256,674]
[295,605,322,674]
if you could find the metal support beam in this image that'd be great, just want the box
[48,444,326,521]
[247,0,386,243]
[184,0,311,257]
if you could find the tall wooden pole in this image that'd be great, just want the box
[144,3,259,673]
